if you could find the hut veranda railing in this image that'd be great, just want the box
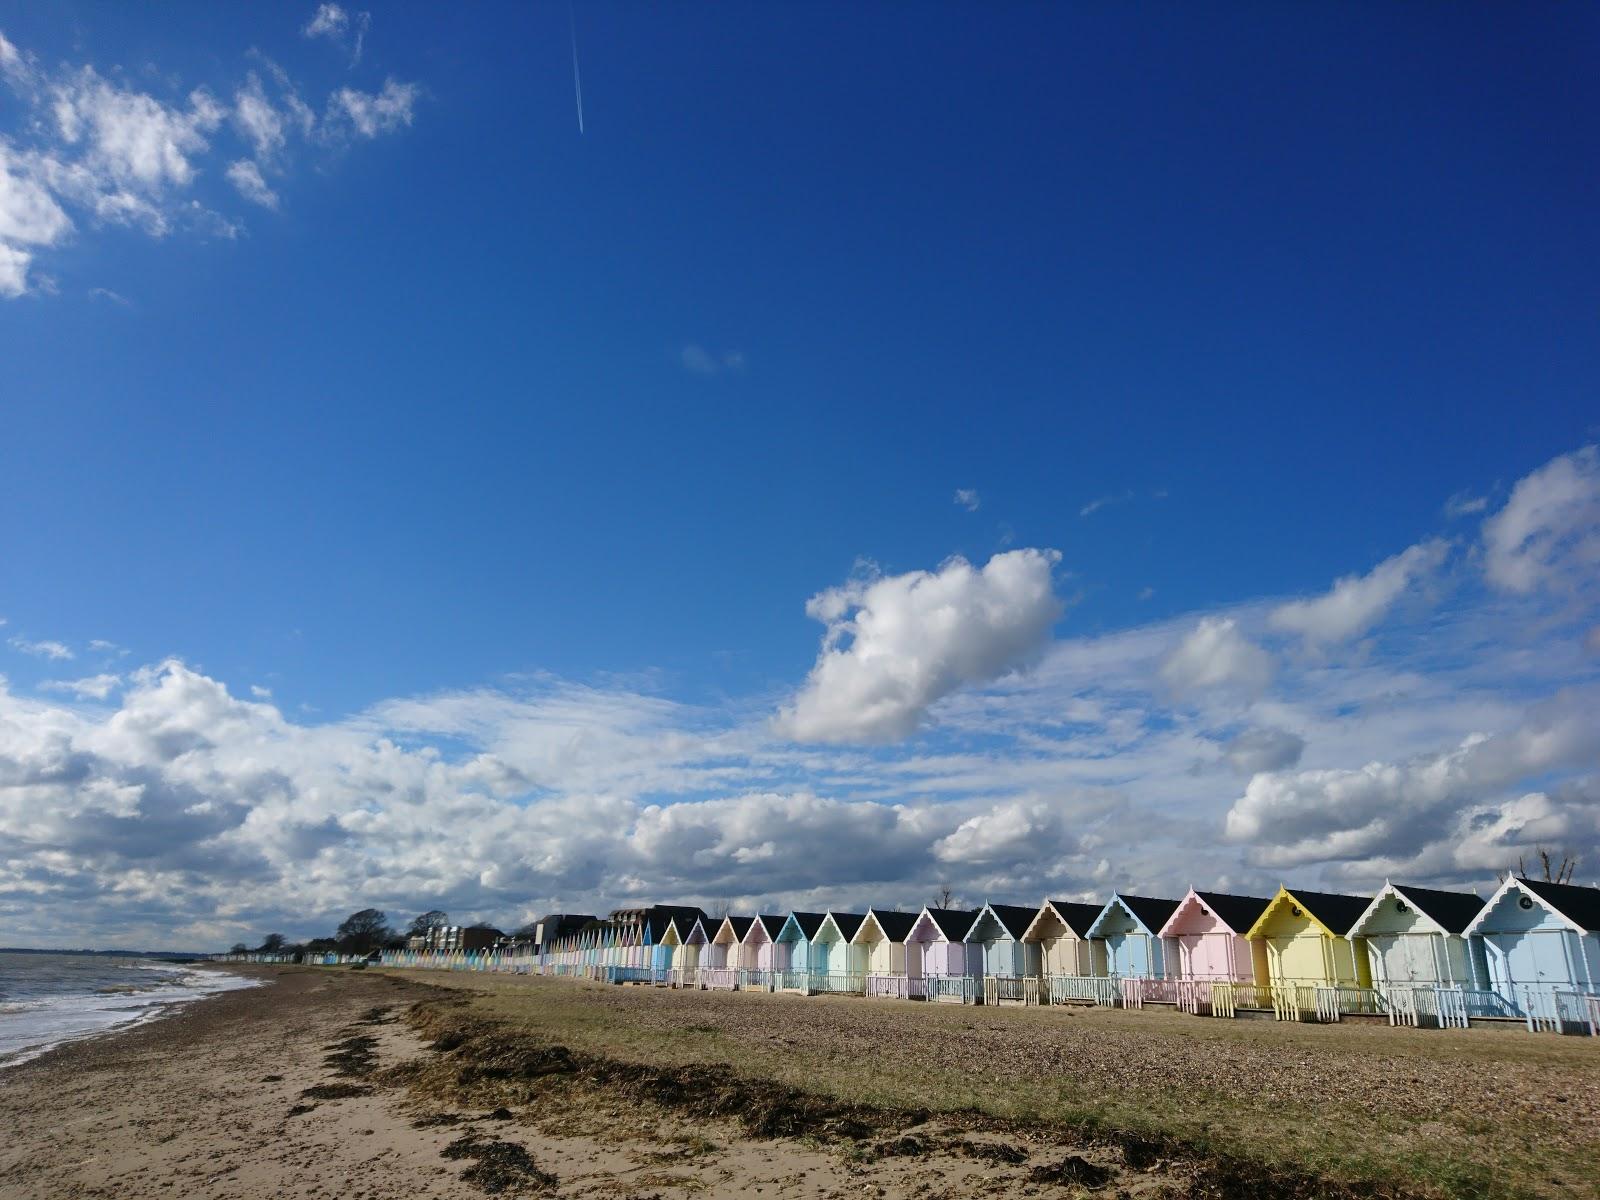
[1044,975,1119,1006]
[982,975,1041,1005]
[925,975,975,1003]
[1120,978,1178,1008]
[700,967,738,990]
[865,974,928,999]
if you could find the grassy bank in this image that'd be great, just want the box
[378,969,1600,1200]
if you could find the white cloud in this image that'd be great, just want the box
[1444,490,1488,519]
[0,21,419,297]
[1160,617,1273,696]
[1268,539,1449,646]
[1079,491,1133,518]
[953,488,980,512]
[250,685,272,699]
[1223,727,1305,775]
[1223,690,1600,870]
[775,549,1064,743]
[40,674,121,700]
[327,80,417,139]
[8,637,73,661]
[303,4,350,41]
[1483,445,1600,595]
[680,344,745,376]
[225,159,277,209]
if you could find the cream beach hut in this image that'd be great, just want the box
[855,909,919,998]
[1347,883,1485,1026]
[906,907,977,1002]
[1023,899,1108,1004]
[739,914,787,985]
[704,916,754,988]
[669,914,711,984]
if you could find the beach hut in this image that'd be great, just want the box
[1156,889,1271,1015]
[1347,883,1485,1027]
[1464,877,1600,1030]
[906,907,977,1002]
[773,912,826,990]
[704,916,753,988]
[810,912,867,992]
[739,914,787,985]
[1022,899,1109,1005]
[964,903,1040,1003]
[1086,894,1181,982]
[855,909,919,998]
[1244,887,1372,1020]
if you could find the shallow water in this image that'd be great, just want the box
[0,950,259,1067]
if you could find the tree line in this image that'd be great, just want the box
[227,908,521,957]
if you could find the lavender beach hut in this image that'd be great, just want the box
[739,914,787,987]
[907,907,977,1002]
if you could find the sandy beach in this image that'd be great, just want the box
[4,965,1598,1199]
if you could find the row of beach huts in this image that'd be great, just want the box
[378,875,1600,1034]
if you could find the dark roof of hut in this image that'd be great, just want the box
[1116,894,1182,934]
[923,908,978,940]
[1192,891,1273,934]
[755,913,787,939]
[982,903,1040,940]
[1284,889,1371,936]
[825,912,865,940]
[1044,901,1104,938]
[1388,885,1484,934]
[1521,878,1600,932]
[787,911,826,939]
[867,909,918,941]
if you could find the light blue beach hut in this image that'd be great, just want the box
[1465,877,1600,1029]
[773,911,826,988]
[963,903,1039,1003]
[1087,894,1181,979]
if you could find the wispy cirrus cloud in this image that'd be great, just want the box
[8,636,72,661]
[0,12,420,298]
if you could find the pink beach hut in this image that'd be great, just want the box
[739,914,786,986]
[1157,889,1272,1014]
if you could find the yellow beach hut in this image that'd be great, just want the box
[1244,887,1373,1020]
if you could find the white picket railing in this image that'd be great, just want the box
[1044,975,1119,1006]
[1120,977,1178,1009]
[700,967,738,990]
[808,972,867,995]
[983,975,1039,1005]
[864,974,929,999]
[925,975,975,1004]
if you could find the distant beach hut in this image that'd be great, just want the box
[963,903,1040,1004]
[855,909,919,998]
[1244,887,1373,1020]
[669,914,710,984]
[739,914,787,986]
[1022,899,1110,1005]
[704,916,753,989]
[1086,894,1182,1008]
[773,912,826,991]
[1464,877,1600,1032]
[907,907,977,1002]
[810,912,867,992]
[1156,889,1271,1015]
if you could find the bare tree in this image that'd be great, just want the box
[711,898,733,919]
[1519,847,1578,885]
[932,884,960,910]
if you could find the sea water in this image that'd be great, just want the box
[0,951,260,1067]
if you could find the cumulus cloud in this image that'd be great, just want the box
[775,549,1064,743]
[1223,690,1600,869]
[0,19,419,296]
[953,488,980,512]
[8,637,72,661]
[1223,727,1305,775]
[1160,617,1273,697]
[1269,539,1450,646]
[1483,445,1600,594]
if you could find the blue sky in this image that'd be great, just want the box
[0,5,1596,947]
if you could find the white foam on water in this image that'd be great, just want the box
[0,964,261,1069]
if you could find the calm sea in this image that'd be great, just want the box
[0,951,260,1068]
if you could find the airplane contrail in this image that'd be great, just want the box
[568,0,585,134]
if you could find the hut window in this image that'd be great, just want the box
[1519,895,1535,911]
[1395,901,1409,914]
[1289,905,1302,918]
